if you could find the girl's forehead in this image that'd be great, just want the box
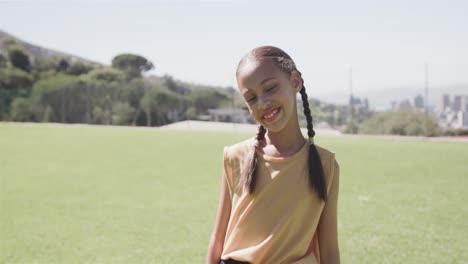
[237,58,285,86]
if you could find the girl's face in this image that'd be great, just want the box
[237,58,302,133]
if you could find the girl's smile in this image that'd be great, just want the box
[262,107,281,123]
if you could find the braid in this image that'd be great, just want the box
[241,125,266,194]
[298,77,315,139]
[297,71,327,200]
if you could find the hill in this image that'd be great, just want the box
[0,29,233,93]
[0,29,100,67]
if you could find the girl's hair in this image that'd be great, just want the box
[237,46,327,200]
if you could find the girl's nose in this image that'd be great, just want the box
[257,98,271,110]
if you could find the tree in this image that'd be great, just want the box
[67,61,95,75]
[0,68,33,120]
[42,105,55,122]
[55,58,69,73]
[92,105,111,125]
[140,84,185,126]
[32,74,86,123]
[0,54,7,68]
[7,45,31,72]
[119,79,146,125]
[111,102,136,125]
[2,37,18,48]
[187,89,229,116]
[34,56,58,73]
[163,74,190,95]
[82,77,141,125]
[85,67,125,82]
[10,97,33,121]
[0,67,33,90]
[111,53,154,80]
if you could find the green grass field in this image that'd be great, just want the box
[1,123,467,264]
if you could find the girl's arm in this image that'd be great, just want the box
[206,174,232,264]
[318,160,340,264]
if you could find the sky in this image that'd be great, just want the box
[1,0,467,100]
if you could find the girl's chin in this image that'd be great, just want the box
[263,124,286,133]
[259,119,287,133]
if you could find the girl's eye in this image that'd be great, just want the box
[246,96,256,103]
[266,85,277,92]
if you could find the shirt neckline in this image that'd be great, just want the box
[255,138,309,163]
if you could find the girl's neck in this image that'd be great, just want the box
[263,122,305,157]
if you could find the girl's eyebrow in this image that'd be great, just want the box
[242,77,277,95]
[260,77,276,86]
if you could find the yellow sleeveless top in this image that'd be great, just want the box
[221,138,337,264]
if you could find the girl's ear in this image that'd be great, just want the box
[290,71,303,94]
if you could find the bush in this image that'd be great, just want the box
[42,105,55,122]
[442,129,468,136]
[10,97,33,121]
[0,68,33,120]
[7,45,31,72]
[92,106,111,125]
[343,121,359,134]
[0,67,33,90]
[67,61,95,76]
[140,84,185,126]
[85,67,125,83]
[111,102,135,125]
[0,54,7,68]
[359,110,440,136]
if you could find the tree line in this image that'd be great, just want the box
[0,42,232,126]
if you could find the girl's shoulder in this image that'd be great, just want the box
[313,143,339,185]
[313,144,336,161]
[223,137,255,162]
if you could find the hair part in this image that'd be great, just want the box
[238,46,328,200]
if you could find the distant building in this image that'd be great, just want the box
[363,98,369,110]
[462,96,468,111]
[206,108,251,123]
[453,95,462,112]
[387,93,467,129]
[435,94,468,129]
[398,99,412,110]
[464,111,468,127]
[391,101,398,111]
[349,95,370,123]
[440,94,450,111]
[414,94,424,109]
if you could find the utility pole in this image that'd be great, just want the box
[424,63,429,136]
[349,67,355,132]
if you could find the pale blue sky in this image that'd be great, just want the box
[1,0,467,98]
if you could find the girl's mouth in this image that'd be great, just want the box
[262,107,281,123]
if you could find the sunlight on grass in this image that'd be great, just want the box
[1,123,467,263]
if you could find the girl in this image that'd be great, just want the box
[206,46,340,264]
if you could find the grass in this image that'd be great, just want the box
[1,123,467,263]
